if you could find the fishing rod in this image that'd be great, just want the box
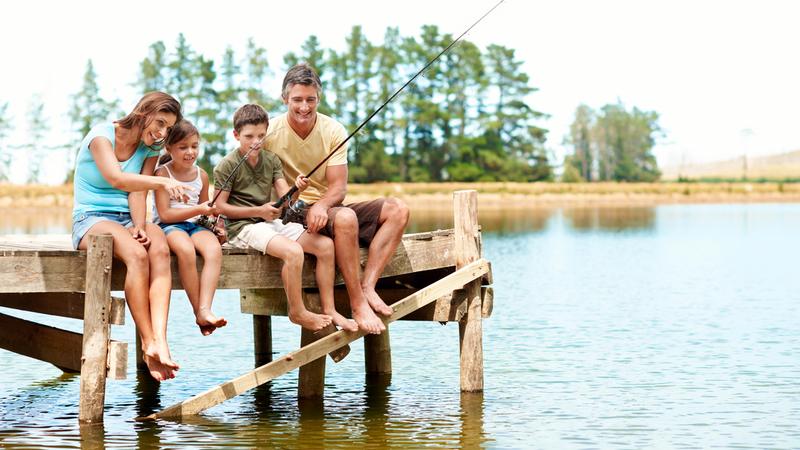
[272,0,505,210]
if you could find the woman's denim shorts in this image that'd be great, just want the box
[71,211,133,249]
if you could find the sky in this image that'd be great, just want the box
[1,0,799,183]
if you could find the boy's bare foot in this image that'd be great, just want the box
[363,287,393,317]
[324,309,358,332]
[196,309,228,336]
[289,309,333,332]
[352,302,386,334]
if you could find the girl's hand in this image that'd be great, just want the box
[198,201,217,216]
[163,178,191,203]
[295,175,309,192]
[129,225,150,248]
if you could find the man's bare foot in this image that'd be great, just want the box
[196,308,228,336]
[324,309,358,332]
[363,287,393,317]
[352,302,386,334]
[289,309,333,331]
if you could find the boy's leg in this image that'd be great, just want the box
[265,234,332,332]
[297,232,358,332]
[191,230,227,335]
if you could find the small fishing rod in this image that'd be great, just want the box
[272,0,505,209]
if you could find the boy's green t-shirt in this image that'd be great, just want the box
[213,149,284,240]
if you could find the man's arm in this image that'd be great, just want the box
[305,164,347,233]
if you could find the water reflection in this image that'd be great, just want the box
[459,392,488,448]
[563,206,656,232]
[0,207,72,234]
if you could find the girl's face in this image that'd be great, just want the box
[167,133,200,169]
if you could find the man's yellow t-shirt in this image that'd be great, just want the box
[265,112,348,204]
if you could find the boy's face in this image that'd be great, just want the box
[233,123,267,154]
[283,84,320,130]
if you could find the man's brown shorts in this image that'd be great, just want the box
[320,198,385,247]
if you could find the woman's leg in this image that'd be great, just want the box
[144,223,178,373]
[191,230,226,335]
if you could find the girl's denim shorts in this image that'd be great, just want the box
[71,211,133,249]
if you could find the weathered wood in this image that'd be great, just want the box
[79,234,114,423]
[364,330,392,374]
[0,292,125,325]
[253,315,273,367]
[141,258,489,420]
[241,289,350,363]
[298,293,326,398]
[455,190,483,392]
[0,312,127,376]
[0,230,455,293]
[242,286,493,322]
[107,341,128,381]
[135,329,146,370]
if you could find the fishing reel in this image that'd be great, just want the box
[281,199,309,228]
[196,214,225,235]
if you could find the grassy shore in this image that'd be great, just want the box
[2,182,800,209]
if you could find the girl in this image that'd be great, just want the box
[72,91,187,382]
[154,120,227,336]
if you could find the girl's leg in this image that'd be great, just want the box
[191,230,226,335]
[298,233,357,332]
[265,235,332,331]
[144,223,178,373]
[78,221,175,381]
[167,229,199,312]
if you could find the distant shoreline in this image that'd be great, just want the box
[1,182,799,208]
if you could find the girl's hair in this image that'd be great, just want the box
[158,119,198,166]
[116,92,182,139]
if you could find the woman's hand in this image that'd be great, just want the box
[129,225,151,248]
[162,177,192,203]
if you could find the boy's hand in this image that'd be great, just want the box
[259,203,282,222]
[295,175,309,192]
[213,225,227,244]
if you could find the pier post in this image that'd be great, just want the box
[253,315,273,367]
[454,190,483,392]
[298,292,326,398]
[364,330,392,374]
[79,234,113,423]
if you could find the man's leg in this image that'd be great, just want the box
[359,198,410,315]
[328,207,385,334]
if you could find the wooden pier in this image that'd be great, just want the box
[0,190,492,422]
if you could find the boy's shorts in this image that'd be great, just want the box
[228,219,305,254]
[159,221,210,237]
[71,211,133,249]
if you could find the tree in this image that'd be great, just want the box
[137,41,168,93]
[0,102,12,182]
[26,95,47,184]
[565,104,594,181]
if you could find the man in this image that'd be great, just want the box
[265,63,410,335]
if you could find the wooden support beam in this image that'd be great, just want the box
[79,234,114,423]
[253,315,273,367]
[140,258,489,420]
[0,311,127,377]
[364,330,391,375]
[298,293,326,398]
[0,292,125,325]
[455,190,484,392]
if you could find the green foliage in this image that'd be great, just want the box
[0,102,12,181]
[565,101,662,182]
[26,95,47,183]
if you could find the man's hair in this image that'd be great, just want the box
[281,63,322,100]
[233,104,269,132]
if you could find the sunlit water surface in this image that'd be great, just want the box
[1,203,798,449]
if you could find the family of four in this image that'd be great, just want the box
[71,64,410,381]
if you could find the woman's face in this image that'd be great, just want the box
[142,112,178,146]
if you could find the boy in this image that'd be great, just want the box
[214,104,356,332]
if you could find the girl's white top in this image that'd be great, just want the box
[152,162,203,224]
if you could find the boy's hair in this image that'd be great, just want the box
[233,104,269,132]
[281,63,322,100]
[117,91,182,134]
[159,119,199,165]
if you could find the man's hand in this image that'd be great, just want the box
[306,202,329,233]
[129,225,150,248]
[259,203,282,222]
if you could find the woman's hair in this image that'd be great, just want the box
[116,92,182,138]
[158,119,198,166]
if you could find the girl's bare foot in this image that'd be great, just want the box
[288,309,333,332]
[324,309,358,332]
[363,287,393,317]
[196,308,228,336]
[352,302,385,334]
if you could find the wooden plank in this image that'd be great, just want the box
[79,234,114,423]
[0,292,125,325]
[0,230,456,293]
[455,190,484,392]
[0,311,126,376]
[107,341,128,380]
[141,258,489,420]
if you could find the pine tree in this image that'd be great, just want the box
[0,102,12,182]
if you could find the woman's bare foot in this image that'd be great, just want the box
[196,308,228,336]
[324,309,359,332]
[352,302,386,334]
[288,309,333,332]
[363,287,393,317]
[142,344,179,381]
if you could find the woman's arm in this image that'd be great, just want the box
[154,166,213,223]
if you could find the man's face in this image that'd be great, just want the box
[284,84,320,130]
[233,123,267,154]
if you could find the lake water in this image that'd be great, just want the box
[1,203,798,449]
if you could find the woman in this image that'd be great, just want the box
[72,91,188,381]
